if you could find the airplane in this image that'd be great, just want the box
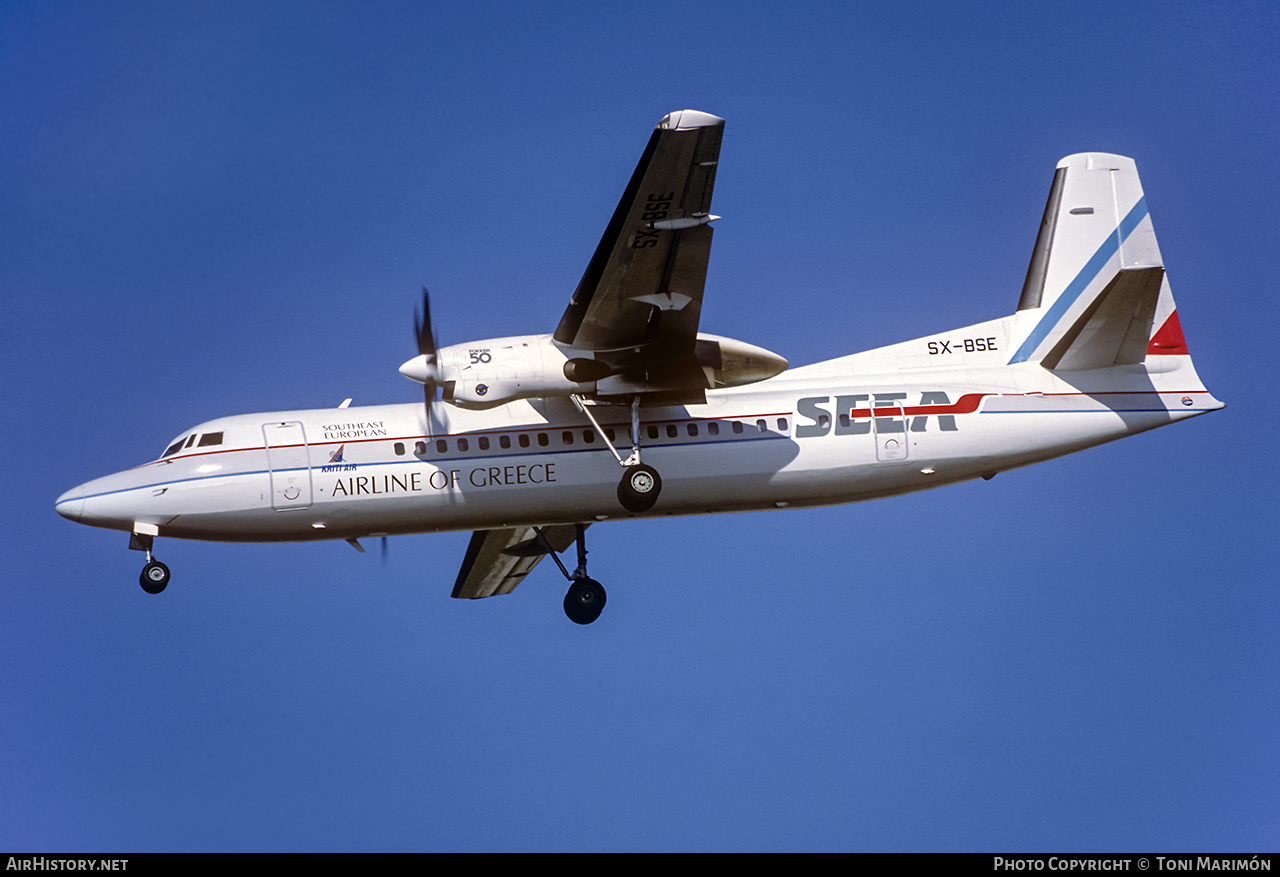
[55,109,1222,624]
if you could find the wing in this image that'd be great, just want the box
[451,524,585,599]
[554,109,724,359]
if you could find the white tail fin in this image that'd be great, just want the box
[1008,153,1187,370]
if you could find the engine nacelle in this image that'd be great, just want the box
[694,333,790,389]
[436,334,586,408]
[400,332,788,408]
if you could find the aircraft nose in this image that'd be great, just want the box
[56,484,85,522]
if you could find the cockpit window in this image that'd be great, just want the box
[162,435,193,458]
[197,432,224,447]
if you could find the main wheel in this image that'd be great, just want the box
[563,577,607,625]
[140,560,171,594]
[617,464,661,512]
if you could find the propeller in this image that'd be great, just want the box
[400,286,441,431]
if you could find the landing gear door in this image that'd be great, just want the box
[872,395,909,462]
[263,421,312,510]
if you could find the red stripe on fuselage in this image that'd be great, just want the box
[848,393,990,419]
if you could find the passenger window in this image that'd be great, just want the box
[756,419,767,432]
[666,424,678,438]
[562,431,573,445]
[478,436,490,451]
[687,423,698,436]
[519,434,530,448]
[537,433,549,447]
[457,438,469,452]
[436,439,447,453]
[647,425,659,440]
[394,442,405,456]
[500,435,511,449]
[605,428,616,442]
[732,421,744,434]
[778,418,789,431]
[415,441,427,455]
[582,431,594,444]
[708,422,720,436]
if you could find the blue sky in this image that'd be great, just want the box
[2,1,1276,852]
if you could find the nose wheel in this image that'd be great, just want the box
[140,560,171,594]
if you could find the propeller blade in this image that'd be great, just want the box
[409,286,441,436]
[414,287,438,359]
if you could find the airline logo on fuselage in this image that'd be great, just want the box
[795,392,988,437]
[322,444,356,473]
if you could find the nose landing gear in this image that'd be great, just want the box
[130,529,170,594]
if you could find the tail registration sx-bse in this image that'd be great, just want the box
[56,110,1222,624]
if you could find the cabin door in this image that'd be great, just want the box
[263,421,313,510]
[872,398,910,462]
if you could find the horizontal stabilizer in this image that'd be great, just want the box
[1039,266,1164,371]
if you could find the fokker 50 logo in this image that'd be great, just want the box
[796,392,989,437]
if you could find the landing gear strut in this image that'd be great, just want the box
[130,530,170,594]
[537,523,607,625]
[573,394,662,513]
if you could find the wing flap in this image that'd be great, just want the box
[451,524,584,599]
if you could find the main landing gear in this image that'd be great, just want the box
[536,523,606,625]
[573,394,663,513]
[130,530,170,594]
[617,464,661,513]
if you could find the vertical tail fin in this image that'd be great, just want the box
[1008,153,1186,370]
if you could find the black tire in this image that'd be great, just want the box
[616,464,661,512]
[140,560,170,594]
[563,577,606,625]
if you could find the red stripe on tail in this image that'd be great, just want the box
[1147,311,1189,356]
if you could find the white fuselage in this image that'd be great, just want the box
[55,321,1219,544]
